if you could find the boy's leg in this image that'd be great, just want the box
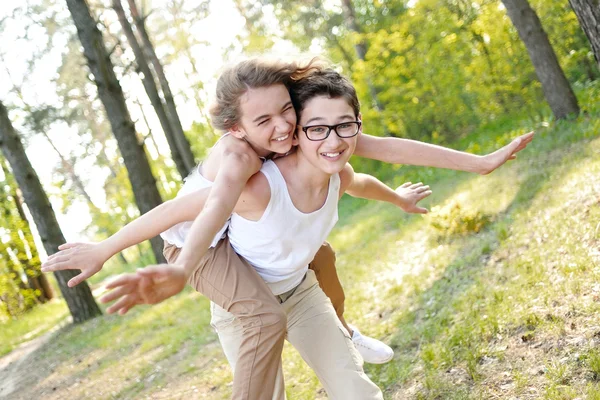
[309,242,394,365]
[210,302,287,400]
[164,237,285,400]
[283,270,383,400]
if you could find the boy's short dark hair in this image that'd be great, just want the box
[289,69,360,118]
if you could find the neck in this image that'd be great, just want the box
[280,150,332,191]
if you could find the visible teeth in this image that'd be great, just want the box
[322,152,341,157]
[273,134,289,142]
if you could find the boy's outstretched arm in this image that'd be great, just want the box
[354,131,534,175]
[41,188,212,287]
[341,164,432,214]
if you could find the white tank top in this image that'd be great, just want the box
[160,135,231,248]
[228,160,340,295]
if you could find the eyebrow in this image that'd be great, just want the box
[304,114,355,125]
[252,101,293,123]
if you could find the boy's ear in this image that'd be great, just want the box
[292,127,301,146]
[357,113,363,133]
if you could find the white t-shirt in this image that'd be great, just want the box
[160,165,229,248]
[228,160,340,295]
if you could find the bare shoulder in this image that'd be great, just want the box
[338,163,355,197]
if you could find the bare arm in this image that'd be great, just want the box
[174,151,261,278]
[354,131,534,175]
[41,188,211,286]
[100,153,265,315]
[341,164,432,214]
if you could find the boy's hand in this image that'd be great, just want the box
[41,242,110,287]
[100,265,187,315]
[480,131,534,175]
[395,182,432,214]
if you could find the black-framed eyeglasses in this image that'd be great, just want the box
[298,121,362,141]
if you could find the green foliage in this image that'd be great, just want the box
[0,160,45,320]
[428,200,492,240]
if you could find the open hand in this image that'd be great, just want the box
[41,242,110,287]
[395,182,432,214]
[480,131,534,175]
[100,264,187,315]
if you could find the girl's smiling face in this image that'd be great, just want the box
[231,83,296,157]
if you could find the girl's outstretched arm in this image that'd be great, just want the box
[354,131,534,175]
[41,187,212,287]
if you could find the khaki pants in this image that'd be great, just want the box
[164,239,348,400]
[212,270,383,400]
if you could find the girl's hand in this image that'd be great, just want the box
[41,242,110,287]
[100,265,187,315]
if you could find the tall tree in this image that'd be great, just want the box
[501,0,580,119]
[125,0,196,173]
[0,100,101,323]
[112,0,193,179]
[65,0,165,263]
[568,0,600,69]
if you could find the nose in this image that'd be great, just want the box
[274,115,292,133]
[324,128,343,146]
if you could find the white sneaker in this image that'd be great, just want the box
[350,324,394,364]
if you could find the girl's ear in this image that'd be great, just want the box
[229,123,246,139]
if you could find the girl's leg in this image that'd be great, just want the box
[210,302,287,400]
[309,242,394,365]
[283,270,383,400]
[164,237,285,400]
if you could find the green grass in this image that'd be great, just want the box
[2,85,600,398]
[0,299,68,357]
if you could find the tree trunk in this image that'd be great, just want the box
[66,0,165,263]
[112,0,189,180]
[569,0,600,69]
[126,0,196,174]
[0,100,101,323]
[501,0,580,119]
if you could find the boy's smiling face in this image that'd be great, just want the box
[296,95,361,175]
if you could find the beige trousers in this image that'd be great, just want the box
[164,239,350,400]
[211,270,383,400]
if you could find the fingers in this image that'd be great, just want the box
[414,207,429,214]
[68,271,94,288]
[399,182,412,188]
[418,189,433,199]
[104,273,141,290]
[106,293,140,315]
[57,242,84,251]
[41,256,77,272]
[100,284,133,304]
